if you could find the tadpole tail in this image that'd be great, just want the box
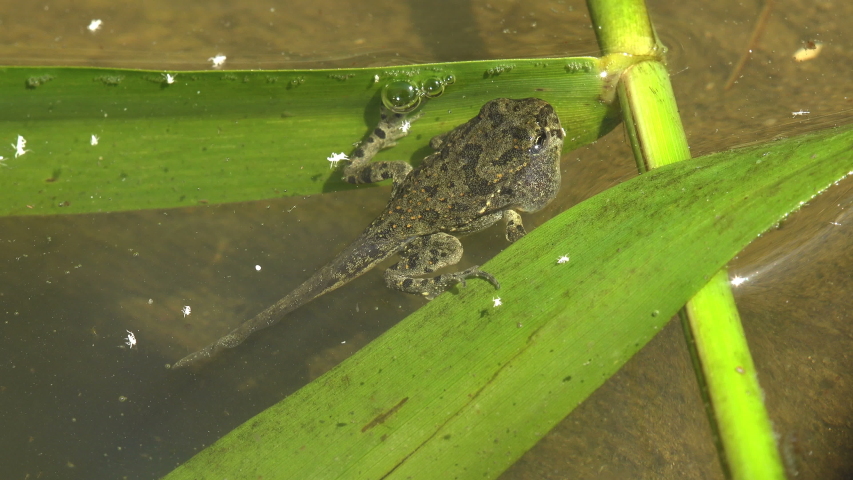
[172,235,408,369]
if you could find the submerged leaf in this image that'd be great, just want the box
[164,125,853,479]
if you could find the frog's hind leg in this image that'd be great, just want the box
[385,233,500,300]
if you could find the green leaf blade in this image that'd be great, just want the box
[0,59,619,216]
[164,125,853,479]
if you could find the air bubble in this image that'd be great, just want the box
[381,80,421,112]
[421,78,444,98]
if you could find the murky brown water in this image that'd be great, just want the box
[0,0,851,479]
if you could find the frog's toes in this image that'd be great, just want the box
[461,266,501,290]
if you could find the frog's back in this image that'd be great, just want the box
[370,98,563,239]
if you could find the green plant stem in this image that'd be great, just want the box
[682,270,787,478]
[587,0,786,478]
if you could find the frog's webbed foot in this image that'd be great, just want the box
[448,266,501,290]
[385,233,500,300]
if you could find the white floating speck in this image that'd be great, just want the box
[327,152,348,168]
[90,134,99,146]
[125,330,137,348]
[208,55,227,68]
[557,254,570,264]
[400,120,412,133]
[87,19,102,33]
[255,264,262,271]
[492,297,502,307]
[163,73,176,84]
[182,305,191,317]
[791,110,810,117]
[12,135,27,158]
[730,275,749,287]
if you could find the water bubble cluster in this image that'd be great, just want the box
[483,64,515,78]
[380,75,455,113]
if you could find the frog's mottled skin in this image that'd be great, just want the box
[173,98,564,368]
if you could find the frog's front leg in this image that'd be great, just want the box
[385,233,500,300]
[502,210,527,243]
[343,106,422,190]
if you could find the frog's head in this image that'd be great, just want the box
[480,98,565,213]
[477,97,563,166]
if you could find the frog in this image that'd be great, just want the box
[172,97,564,368]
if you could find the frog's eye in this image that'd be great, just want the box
[530,132,547,153]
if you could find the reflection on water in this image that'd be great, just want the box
[1,0,852,478]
